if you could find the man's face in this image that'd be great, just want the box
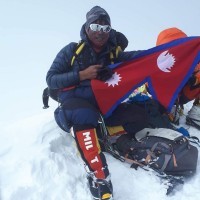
[86,20,110,49]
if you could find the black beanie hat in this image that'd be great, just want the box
[85,6,111,30]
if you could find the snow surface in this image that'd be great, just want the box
[0,101,200,200]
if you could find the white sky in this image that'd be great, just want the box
[1,0,200,123]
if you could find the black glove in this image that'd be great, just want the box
[97,66,114,81]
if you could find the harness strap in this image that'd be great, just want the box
[124,156,145,167]
[109,46,122,64]
[145,154,151,164]
[72,42,121,66]
[71,42,85,66]
[115,46,122,58]
[110,51,114,64]
[146,149,157,159]
[151,142,159,151]
[145,142,172,170]
[145,142,160,164]
[62,86,76,91]
[173,153,178,167]
[160,154,171,172]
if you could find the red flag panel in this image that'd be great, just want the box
[91,37,200,116]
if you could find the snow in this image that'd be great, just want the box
[0,102,199,200]
[1,1,200,199]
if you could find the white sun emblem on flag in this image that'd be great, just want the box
[157,50,176,72]
[105,72,122,87]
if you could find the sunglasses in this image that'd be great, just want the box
[89,24,112,33]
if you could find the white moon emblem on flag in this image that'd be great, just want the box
[105,72,122,87]
[157,50,176,72]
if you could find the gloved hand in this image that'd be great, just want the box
[96,66,114,81]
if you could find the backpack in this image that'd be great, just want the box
[115,128,198,176]
[42,41,122,109]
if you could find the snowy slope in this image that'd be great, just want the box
[0,102,200,200]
